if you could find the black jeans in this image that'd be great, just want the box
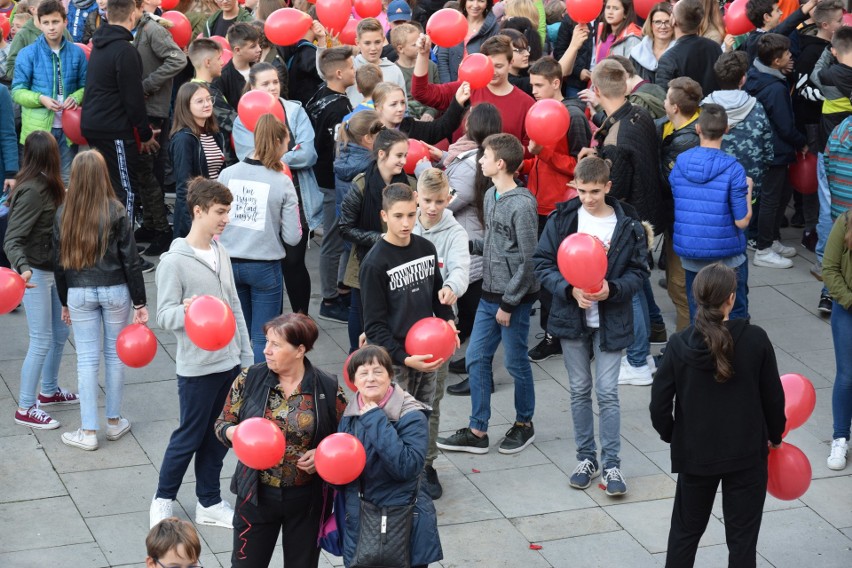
[665,459,768,568]
[537,215,552,331]
[756,165,794,250]
[136,117,171,233]
[156,365,240,507]
[232,484,324,568]
[88,138,144,220]
[456,278,483,342]
[282,208,311,314]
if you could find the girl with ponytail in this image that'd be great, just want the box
[650,263,786,567]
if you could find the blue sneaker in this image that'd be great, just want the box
[603,467,628,496]
[568,459,600,489]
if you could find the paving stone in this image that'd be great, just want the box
[749,285,813,321]
[63,464,160,517]
[437,518,552,568]
[432,460,503,526]
[800,477,852,529]
[0,396,32,438]
[791,348,836,386]
[174,482,236,555]
[773,347,834,389]
[619,409,670,453]
[535,437,666,480]
[0,434,66,503]
[1,354,80,408]
[586,473,676,507]
[763,316,832,355]
[510,508,621,542]
[0,543,109,567]
[651,544,776,567]
[86,511,162,566]
[122,380,181,422]
[644,450,676,480]
[538,530,659,568]
[0,496,93,553]
[436,387,512,435]
[123,348,178,385]
[441,439,551,474]
[757,507,852,568]
[488,378,571,443]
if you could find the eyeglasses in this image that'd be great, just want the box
[191,97,214,105]
[155,560,203,568]
[652,20,672,27]
[513,47,530,54]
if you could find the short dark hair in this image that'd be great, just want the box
[480,34,514,61]
[346,345,394,382]
[186,178,232,214]
[714,51,749,90]
[319,46,354,79]
[106,0,136,23]
[263,313,319,352]
[606,54,636,77]
[757,33,790,66]
[483,133,524,173]
[674,0,704,34]
[529,56,562,82]
[574,156,611,185]
[697,103,728,140]
[382,182,416,210]
[188,38,222,68]
[227,22,260,49]
[667,76,703,116]
[746,0,775,28]
[37,0,66,19]
[146,518,201,563]
[833,26,852,56]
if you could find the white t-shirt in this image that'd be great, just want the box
[51,48,65,129]
[192,245,217,271]
[577,206,616,329]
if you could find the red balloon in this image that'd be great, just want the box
[566,0,603,24]
[238,90,286,132]
[458,53,494,90]
[342,352,356,391]
[315,432,367,484]
[161,11,192,49]
[405,317,457,364]
[724,0,755,36]
[281,161,293,180]
[557,233,607,292]
[266,8,313,46]
[525,98,571,146]
[116,324,158,368]
[74,42,91,60]
[767,442,812,500]
[161,0,179,10]
[404,139,429,175]
[780,373,816,437]
[185,295,237,351]
[353,0,382,18]
[210,35,231,51]
[0,267,26,315]
[339,18,358,46]
[61,107,87,145]
[233,417,286,470]
[220,48,233,66]
[788,153,817,195]
[634,0,656,20]
[317,0,353,36]
[0,14,10,39]
[426,8,468,48]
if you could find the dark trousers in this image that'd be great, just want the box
[232,485,324,568]
[282,208,311,314]
[136,117,171,233]
[537,215,553,331]
[756,165,794,250]
[89,138,144,220]
[665,460,768,568]
[347,287,363,353]
[156,365,240,507]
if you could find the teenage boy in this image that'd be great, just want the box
[346,17,405,107]
[383,0,412,61]
[533,156,647,496]
[212,22,260,111]
[412,168,470,499]
[189,38,236,145]
[359,182,458,407]
[744,33,807,269]
[670,104,753,321]
[145,518,203,568]
[391,22,438,120]
[343,62,382,120]
[151,178,252,530]
[204,0,251,38]
[11,0,86,184]
[6,0,72,99]
[306,46,354,324]
[286,20,323,106]
[133,3,187,257]
[412,34,535,148]
[655,0,721,94]
[742,0,816,64]
[437,133,540,455]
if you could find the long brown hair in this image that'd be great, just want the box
[171,82,219,137]
[59,151,118,271]
[692,263,737,383]
[253,114,289,172]
[13,131,64,206]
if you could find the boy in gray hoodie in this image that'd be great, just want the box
[437,133,540,456]
[150,178,252,531]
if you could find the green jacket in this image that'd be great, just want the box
[6,19,72,82]
[823,212,852,310]
[2,178,60,273]
[203,8,253,37]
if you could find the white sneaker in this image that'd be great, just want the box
[621,355,656,374]
[771,240,797,258]
[150,497,174,529]
[196,499,234,528]
[753,248,793,269]
[618,359,653,386]
[61,429,98,451]
[827,438,848,471]
[105,417,131,441]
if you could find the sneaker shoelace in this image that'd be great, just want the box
[572,459,596,477]
[830,439,847,458]
[28,406,52,422]
[603,467,624,484]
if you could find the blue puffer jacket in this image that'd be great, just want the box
[333,143,373,213]
[670,146,749,260]
[67,0,98,43]
[337,386,442,568]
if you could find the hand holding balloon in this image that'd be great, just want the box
[133,306,149,325]
[583,279,610,302]
[455,81,472,105]
[569,24,590,50]
[404,353,444,372]
[572,286,592,310]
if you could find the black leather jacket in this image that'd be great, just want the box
[53,200,147,306]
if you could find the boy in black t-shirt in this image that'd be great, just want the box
[359,183,458,406]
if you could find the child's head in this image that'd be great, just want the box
[545,0,565,25]
[602,0,636,35]
[664,76,702,120]
[390,22,419,61]
[36,0,66,43]
[813,0,844,38]
[387,0,412,26]
[355,63,383,99]
[145,517,202,568]
[373,81,407,127]
[380,182,418,239]
[756,32,790,69]
[480,133,524,178]
[188,38,224,76]
[186,177,232,231]
[227,22,261,65]
[172,82,218,136]
[696,103,728,142]
[713,50,749,90]
[417,168,451,225]
[319,46,355,87]
[746,0,781,30]
[11,12,32,37]
[529,56,562,101]
[254,114,290,173]
[356,17,385,64]
[338,109,383,152]
[831,26,852,64]
[574,156,612,213]
[372,128,409,175]
[479,34,514,86]
[591,59,628,100]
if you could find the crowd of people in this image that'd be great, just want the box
[1,0,852,566]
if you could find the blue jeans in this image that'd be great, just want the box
[625,291,650,367]
[19,268,69,409]
[467,299,535,432]
[684,261,750,324]
[232,260,284,363]
[815,153,832,297]
[561,331,622,469]
[157,365,239,506]
[52,127,77,186]
[831,301,852,441]
[67,285,131,430]
[643,274,664,326]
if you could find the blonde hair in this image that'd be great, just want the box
[591,59,627,99]
[390,22,418,48]
[355,63,384,98]
[253,114,289,173]
[417,168,450,195]
[504,0,541,30]
[372,82,406,111]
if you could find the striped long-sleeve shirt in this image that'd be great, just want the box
[824,114,852,221]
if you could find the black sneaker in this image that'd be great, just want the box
[449,357,466,374]
[436,427,489,454]
[649,322,667,344]
[528,334,562,362]
[818,293,833,315]
[447,377,494,396]
[142,231,172,257]
[140,259,156,273]
[498,422,535,455]
[134,226,157,243]
[424,465,443,500]
[318,297,349,323]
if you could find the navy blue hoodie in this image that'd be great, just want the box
[744,60,806,166]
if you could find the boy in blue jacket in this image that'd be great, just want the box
[533,156,647,496]
[670,104,753,322]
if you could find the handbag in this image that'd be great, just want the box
[318,483,345,556]
[350,473,421,568]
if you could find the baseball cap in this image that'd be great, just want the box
[387,0,412,22]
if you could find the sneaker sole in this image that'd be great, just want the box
[15,417,60,429]
[61,437,98,451]
[752,259,793,269]
[38,399,80,406]
[618,378,653,386]
[316,313,348,324]
[827,460,846,471]
[195,517,233,529]
[528,352,562,362]
[568,470,600,489]
[436,442,489,454]
[606,486,628,496]
[106,426,131,441]
[818,305,832,314]
[498,434,536,455]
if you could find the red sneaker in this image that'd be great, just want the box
[15,405,60,430]
[38,388,79,406]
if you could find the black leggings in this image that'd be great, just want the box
[456,279,483,342]
[282,210,311,314]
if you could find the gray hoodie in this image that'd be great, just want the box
[444,149,484,281]
[413,208,470,309]
[156,238,253,377]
